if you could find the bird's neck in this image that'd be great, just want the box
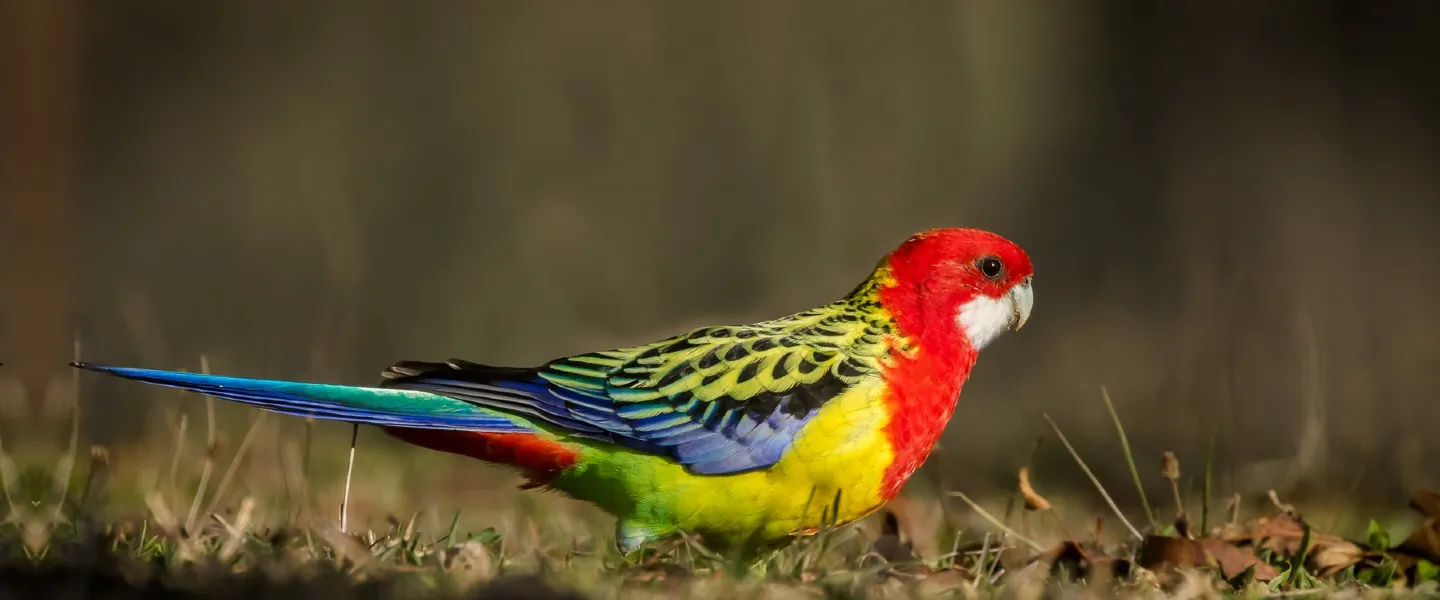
[848,264,979,500]
[873,341,976,499]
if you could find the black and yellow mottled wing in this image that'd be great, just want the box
[536,301,896,474]
[380,298,899,475]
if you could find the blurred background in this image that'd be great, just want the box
[1,1,1437,536]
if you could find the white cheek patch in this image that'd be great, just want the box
[956,295,1015,351]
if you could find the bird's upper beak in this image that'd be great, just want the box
[1009,277,1033,331]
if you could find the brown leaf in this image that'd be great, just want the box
[1136,536,1204,588]
[1411,489,1440,520]
[1138,536,1206,573]
[1139,535,1280,582]
[1231,515,1346,556]
[1265,518,1352,561]
[1018,466,1051,511]
[1194,538,1282,581]
[1383,489,1440,569]
[1037,541,1126,583]
[1216,514,1365,575]
[1308,540,1367,578]
[1037,540,1087,567]
[1393,517,1440,565]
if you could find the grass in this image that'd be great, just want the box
[2,385,1438,599]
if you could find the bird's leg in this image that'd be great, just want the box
[615,520,670,558]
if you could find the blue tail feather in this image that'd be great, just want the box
[72,362,531,432]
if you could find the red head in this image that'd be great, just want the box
[877,228,1034,355]
[872,228,1034,498]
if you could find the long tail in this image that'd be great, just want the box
[71,362,532,433]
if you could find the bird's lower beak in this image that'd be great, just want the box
[1009,279,1033,331]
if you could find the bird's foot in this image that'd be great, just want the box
[615,520,673,559]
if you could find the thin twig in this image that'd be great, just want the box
[1042,413,1144,540]
[166,412,187,496]
[340,423,359,533]
[948,490,1042,551]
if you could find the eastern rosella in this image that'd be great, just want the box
[74,227,1034,555]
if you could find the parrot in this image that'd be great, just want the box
[73,227,1034,556]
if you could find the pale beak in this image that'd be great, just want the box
[1009,278,1033,331]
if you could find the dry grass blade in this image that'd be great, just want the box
[185,355,221,532]
[167,412,188,494]
[0,435,18,517]
[948,490,1042,551]
[1042,413,1143,540]
[202,410,266,516]
[341,423,359,533]
[145,491,181,536]
[973,532,992,587]
[217,497,256,562]
[52,337,83,521]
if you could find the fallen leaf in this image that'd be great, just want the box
[1046,541,1129,583]
[1383,489,1440,578]
[1308,539,1368,577]
[1139,536,1205,571]
[1412,489,1440,519]
[1139,535,1280,582]
[1393,517,1440,565]
[1222,514,1365,576]
[1194,538,1282,581]
[1230,515,1347,556]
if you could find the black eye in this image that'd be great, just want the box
[977,256,1004,280]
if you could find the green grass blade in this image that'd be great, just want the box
[1101,386,1157,531]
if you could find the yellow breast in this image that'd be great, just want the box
[560,377,898,546]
